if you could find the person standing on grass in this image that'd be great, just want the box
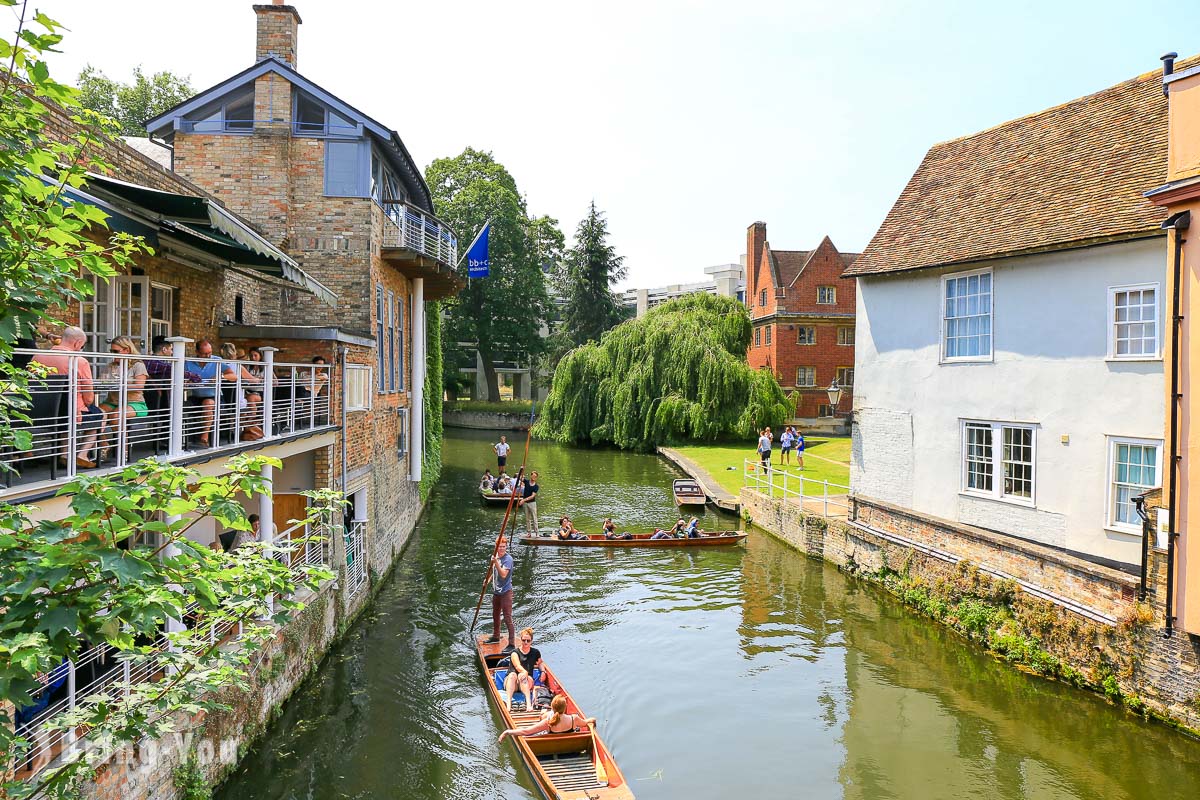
[518,470,539,535]
[494,435,511,470]
[485,538,516,646]
[757,428,772,470]
[780,426,794,466]
[796,429,806,470]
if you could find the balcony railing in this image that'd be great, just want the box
[10,520,333,778]
[380,202,458,267]
[1,344,333,497]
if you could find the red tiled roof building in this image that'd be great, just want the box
[745,222,859,419]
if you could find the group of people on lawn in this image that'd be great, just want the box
[756,425,805,469]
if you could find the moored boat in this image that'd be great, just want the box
[672,478,706,506]
[520,530,747,547]
[475,635,633,800]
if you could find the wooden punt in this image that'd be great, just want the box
[672,478,706,506]
[519,530,747,547]
[480,490,517,506]
[475,635,633,800]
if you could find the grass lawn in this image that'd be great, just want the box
[672,437,850,497]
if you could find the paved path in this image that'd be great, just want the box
[657,447,740,513]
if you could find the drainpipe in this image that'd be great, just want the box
[339,343,349,505]
[1165,209,1190,635]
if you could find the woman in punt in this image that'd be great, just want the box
[498,695,596,742]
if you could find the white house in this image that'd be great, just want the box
[848,63,1173,568]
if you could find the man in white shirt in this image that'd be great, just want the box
[494,435,511,469]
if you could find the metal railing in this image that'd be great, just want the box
[743,458,852,519]
[9,522,333,777]
[1,344,333,495]
[380,202,458,267]
[345,519,367,599]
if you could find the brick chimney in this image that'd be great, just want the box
[746,222,767,307]
[253,2,302,66]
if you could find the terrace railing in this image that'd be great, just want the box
[380,202,458,267]
[743,458,852,520]
[1,343,333,497]
[345,518,367,599]
[10,521,333,777]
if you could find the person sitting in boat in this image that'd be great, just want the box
[650,518,686,540]
[602,518,632,540]
[479,469,495,492]
[502,627,545,711]
[498,694,596,742]
[556,517,587,540]
[495,473,513,495]
[684,517,701,538]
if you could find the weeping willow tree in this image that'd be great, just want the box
[534,293,793,450]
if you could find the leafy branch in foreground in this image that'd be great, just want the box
[1,455,338,799]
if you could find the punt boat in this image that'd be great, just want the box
[480,490,517,506]
[519,530,747,547]
[475,634,633,800]
[672,478,706,506]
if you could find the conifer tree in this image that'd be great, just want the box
[560,202,628,347]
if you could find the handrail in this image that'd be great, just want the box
[379,202,459,267]
[1,349,334,496]
[742,458,852,519]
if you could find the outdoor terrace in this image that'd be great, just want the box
[2,343,334,500]
[380,202,463,300]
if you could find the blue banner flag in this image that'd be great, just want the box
[467,223,490,278]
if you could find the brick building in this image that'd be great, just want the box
[744,222,859,419]
[9,3,462,793]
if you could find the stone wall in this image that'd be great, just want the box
[742,487,1200,735]
[443,409,532,431]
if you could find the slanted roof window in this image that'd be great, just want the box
[187,87,254,134]
[294,91,357,137]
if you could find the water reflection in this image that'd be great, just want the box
[217,430,1200,800]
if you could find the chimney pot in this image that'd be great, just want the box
[1162,52,1178,98]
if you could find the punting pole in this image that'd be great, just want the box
[468,405,536,635]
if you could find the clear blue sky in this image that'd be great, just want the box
[40,0,1200,289]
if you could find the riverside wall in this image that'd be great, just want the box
[79,508,423,800]
[742,488,1200,735]
[443,410,531,431]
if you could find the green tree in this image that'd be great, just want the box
[76,65,193,137]
[560,201,628,347]
[533,293,794,450]
[0,6,334,797]
[426,148,555,401]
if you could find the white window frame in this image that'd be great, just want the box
[796,366,816,387]
[345,365,372,412]
[837,326,855,346]
[836,367,854,387]
[1107,283,1161,361]
[941,267,994,363]
[959,419,1037,507]
[817,286,837,305]
[1105,435,1162,534]
[765,324,772,346]
[797,326,816,345]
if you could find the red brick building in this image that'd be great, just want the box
[745,222,858,418]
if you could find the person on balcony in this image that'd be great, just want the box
[30,326,103,468]
[219,343,264,441]
[98,336,148,461]
[185,338,233,448]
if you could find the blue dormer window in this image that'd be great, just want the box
[294,92,355,137]
[186,87,254,133]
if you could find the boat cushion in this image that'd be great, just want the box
[493,668,542,690]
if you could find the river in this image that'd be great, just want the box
[217,429,1200,800]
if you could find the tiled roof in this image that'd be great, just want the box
[771,250,810,286]
[845,61,1181,277]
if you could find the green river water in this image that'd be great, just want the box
[217,430,1200,799]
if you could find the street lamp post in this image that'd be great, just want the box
[825,379,843,417]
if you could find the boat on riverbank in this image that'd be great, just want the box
[519,531,747,547]
[672,477,706,506]
[480,491,516,506]
[475,635,633,799]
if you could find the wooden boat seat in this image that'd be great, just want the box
[536,750,607,791]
